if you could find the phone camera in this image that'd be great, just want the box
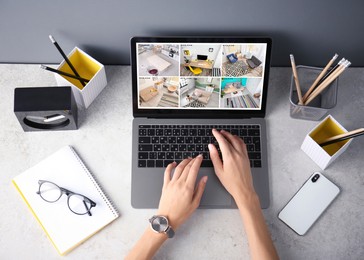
[311,174,320,183]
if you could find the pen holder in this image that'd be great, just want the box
[55,47,107,108]
[301,115,352,169]
[14,87,78,132]
[289,65,338,121]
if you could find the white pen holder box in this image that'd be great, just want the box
[55,47,107,108]
[301,115,352,169]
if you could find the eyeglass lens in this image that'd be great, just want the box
[39,181,62,202]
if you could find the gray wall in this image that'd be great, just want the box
[1,0,363,66]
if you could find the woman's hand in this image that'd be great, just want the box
[209,129,257,205]
[157,156,208,230]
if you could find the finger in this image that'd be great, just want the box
[179,157,197,182]
[163,161,176,189]
[212,129,232,154]
[220,130,244,153]
[192,176,208,207]
[172,158,192,181]
[186,154,203,187]
[208,144,223,175]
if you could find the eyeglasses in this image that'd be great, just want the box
[36,180,96,216]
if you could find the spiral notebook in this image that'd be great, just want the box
[12,146,119,255]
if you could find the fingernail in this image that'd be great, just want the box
[208,144,213,150]
[203,176,208,183]
[198,154,203,158]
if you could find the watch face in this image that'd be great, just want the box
[151,216,168,232]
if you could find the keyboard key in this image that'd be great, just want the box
[243,137,252,144]
[139,129,147,136]
[183,152,192,158]
[248,152,261,160]
[196,144,204,151]
[247,144,255,152]
[139,125,150,128]
[185,137,193,144]
[171,145,179,151]
[147,129,155,136]
[156,160,163,167]
[164,160,174,167]
[177,137,185,143]
[153,144,161,151]
[240,129,248,136]
[168,137,177,143]
[175,152,183,160]
[156,129,164,136]
[147,160,155,167]
[173,129,180,136]
[248,129,260,136]
[166,152,174,159]
[189,129,197,136]
[197,129,205,136]
[181,129,189,136]
[160,137,167,143]
[193,137,202,143]
[139,145,152,151]
[158,152,166,159]
[231,129,239,135]
[187,144,196,151]
[149,152,157,159]
[138,160,146,167]
[179,144,187,151]
[139,137,151,143]
[151,137,160,143]
[139,152,148,159]
[162,144,170,151]
[253,160,262,168]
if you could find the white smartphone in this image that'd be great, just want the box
[278,172,340,235]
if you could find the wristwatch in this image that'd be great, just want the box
[149,215,175,238]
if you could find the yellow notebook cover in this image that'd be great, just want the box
[12,146,119,255]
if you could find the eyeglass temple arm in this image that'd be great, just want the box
[83,200,92,216]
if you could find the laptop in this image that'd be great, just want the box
[131,36,272,209]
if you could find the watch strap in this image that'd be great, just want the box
[165,225,175,238]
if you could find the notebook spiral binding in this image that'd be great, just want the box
[69,146,119,217]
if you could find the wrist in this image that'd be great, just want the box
[233,190,260,212]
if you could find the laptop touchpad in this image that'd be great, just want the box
[199,172,232,207]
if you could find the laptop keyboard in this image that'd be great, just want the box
[138,124,262,168]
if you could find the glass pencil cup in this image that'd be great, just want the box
[289,65,338,121]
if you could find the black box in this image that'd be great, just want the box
[14,87,78,131]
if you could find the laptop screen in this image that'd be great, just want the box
[131,37,272,118]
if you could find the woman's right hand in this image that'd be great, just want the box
[208,129,258,205]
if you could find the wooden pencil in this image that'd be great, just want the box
[290,54,304,105]
[304,60,350,106]
[302,54,338,102]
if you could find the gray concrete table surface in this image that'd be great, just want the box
[0,64,363,260]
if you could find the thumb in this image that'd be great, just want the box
[192,176,208,207]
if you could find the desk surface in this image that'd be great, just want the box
[0,64,363,259]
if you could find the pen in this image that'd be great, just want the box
[302,54,338,102]
[49,35,86,87]
[40,65,90,83]
[319,128,364,147]
[290,54,304,105]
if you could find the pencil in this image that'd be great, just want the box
[49,35,86,87]
[290,54,304,105]
[304,60,350,106]
[40,65,90,83]
[316,57,346,87]
[302,54,338,102]
[319,128,364,147]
